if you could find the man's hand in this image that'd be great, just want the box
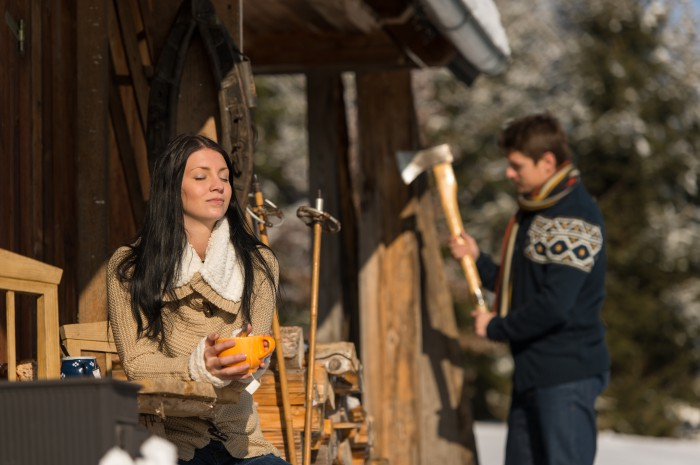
[449,231,480,261]
[471,309,495,338]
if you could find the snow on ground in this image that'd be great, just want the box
[473,421,700,465]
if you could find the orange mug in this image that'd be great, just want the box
[216,335,276,373]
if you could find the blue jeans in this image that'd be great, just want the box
[505,372,609,465]
[178,440,291,465]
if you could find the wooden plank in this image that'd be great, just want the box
[59,320,114,341]
[0,277,56,296]
[109,64,147,225]
[75,0,110,323]
[257,404,323,431]
[356,70,422,465]
[0,248,63,284]
[134,0,157,61]
[256,369,307,405]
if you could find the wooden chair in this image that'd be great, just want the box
[0,248,62,380]
[59,320,119,378]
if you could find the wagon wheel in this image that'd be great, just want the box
[146,0,255,207]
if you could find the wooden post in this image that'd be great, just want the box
[356,69,422,465]
[307,71,356,343]
[76,0,110,322]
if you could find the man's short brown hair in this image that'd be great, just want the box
[498,112,573,165]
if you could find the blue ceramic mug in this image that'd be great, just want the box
[60,356,102,379]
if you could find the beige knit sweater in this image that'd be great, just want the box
[107,235,280,461]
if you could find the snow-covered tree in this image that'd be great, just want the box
[414,0,700,437]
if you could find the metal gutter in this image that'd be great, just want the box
[418,0,511,75]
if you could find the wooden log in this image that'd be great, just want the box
[278,326,305,370]
[315,341,360,375]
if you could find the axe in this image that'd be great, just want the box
[397,144,488,313]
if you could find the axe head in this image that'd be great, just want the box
[396,144,454,185]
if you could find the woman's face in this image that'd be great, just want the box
[181,147,232,231]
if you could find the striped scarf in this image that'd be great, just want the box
[493,163,580,316]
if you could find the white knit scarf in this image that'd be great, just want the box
[176,218,244,302]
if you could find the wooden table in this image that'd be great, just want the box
[136,378,240,418]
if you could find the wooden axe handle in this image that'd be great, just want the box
[433,163,488,313]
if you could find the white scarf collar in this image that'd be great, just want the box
[176,218,244,302]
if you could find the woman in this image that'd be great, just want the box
[107,134,290,465]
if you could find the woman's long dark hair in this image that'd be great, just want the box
[116,134,277,345]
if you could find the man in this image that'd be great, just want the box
[450,112,610,465]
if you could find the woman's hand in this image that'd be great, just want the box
[449,231,480,261]
[203,332,253,381]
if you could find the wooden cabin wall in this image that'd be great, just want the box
[1,0,245,331]
[1,0,78,360]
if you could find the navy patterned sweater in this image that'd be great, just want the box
[477,182,610,392]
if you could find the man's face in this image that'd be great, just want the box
[505,150,556,194]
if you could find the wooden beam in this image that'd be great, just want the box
[246,31,414,74]
[76,0,110,322]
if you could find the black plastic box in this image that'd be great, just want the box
[0,378,149,465]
